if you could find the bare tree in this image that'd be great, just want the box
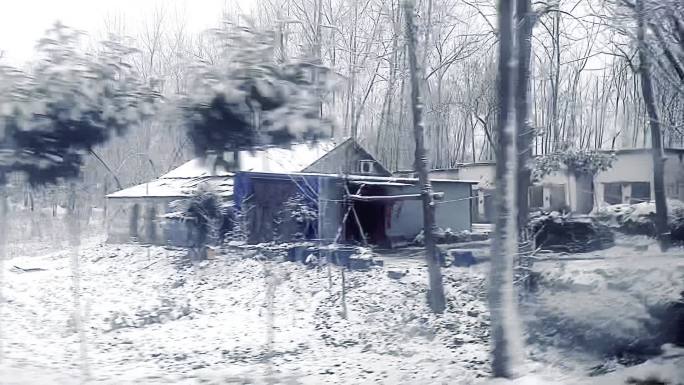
[403,0,446,314]
[636,0,669,250]
[489,0,524,377]
[515,0,535,240]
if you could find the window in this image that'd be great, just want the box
[222,151,239,171]
[547,184,567,211]
[630,182,651,204]
[359,160,375,174]
[604,183,623,205]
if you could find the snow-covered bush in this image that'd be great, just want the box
[413,227,471,245]
[276,193,318,241]
[593,200,684,242]
[225,206,249,245]
[104,298,195,332]
[169,189,232,259]
[528,211,615,253]
[532,149,615,181]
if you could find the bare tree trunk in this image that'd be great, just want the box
[515,0,534,235]
[403,0,446,314]
[489,0,524,377]
[263,262,277,381]
[67,182,90,380]
[0,177,7,364]
[637,0,669,251]
[515,0,535,291]
[314,0,323,118]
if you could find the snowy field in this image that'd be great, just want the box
[0,238,490,384]
[0,235,683,384]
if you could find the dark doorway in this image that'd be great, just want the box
[129,203,140,240]
[345,185,388,246]
[528,185,544,210]
[548,184,567,211]
[145,205,157,244]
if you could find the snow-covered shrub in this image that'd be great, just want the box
[532,149,615,181]
[225,206,249,245]
[277,193,317,241]
[593,200,684,242]
[413,227,471,245]
[528,211,614,253]
[170,189,232,259]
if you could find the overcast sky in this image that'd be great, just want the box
[0,0,256,66]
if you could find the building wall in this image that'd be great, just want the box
[431,164,496,189]
[595,150,684,205]
[664,151,684,201]
[384,181,472,241]
[245,177,310,243]
[317,177,345,243]
[431,166,493,223]
[429,150,684,214]
[534,170,596,212]
[433,164,594,215]
[235,173,322,244]
[595,152,653,206]
[434,181,473,232]
[106,197,177,245]
[304,140,390,176]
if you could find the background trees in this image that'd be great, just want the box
[9,0,674,203]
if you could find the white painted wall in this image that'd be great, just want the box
[664,151,684,201]
[427,150,684,214]
[595,150,684,206]
[537,170,572,210]
[385,181,473,240]
[452,164,496,189]
[595,152,653,206]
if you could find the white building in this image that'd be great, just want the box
[424,148,684,222]
[595,148,684,205]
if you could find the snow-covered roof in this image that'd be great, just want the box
[159,158,234,179]
[159,141,338,179]
[238,141,337,173]
[107,177,233,199]
[108,140,339,199]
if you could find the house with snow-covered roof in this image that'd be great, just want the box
[106,136,477,248]
[105,138,391,245]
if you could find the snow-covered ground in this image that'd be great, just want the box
[1,235,682,384]
[521,235,684,384]
[0,238,490,384]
